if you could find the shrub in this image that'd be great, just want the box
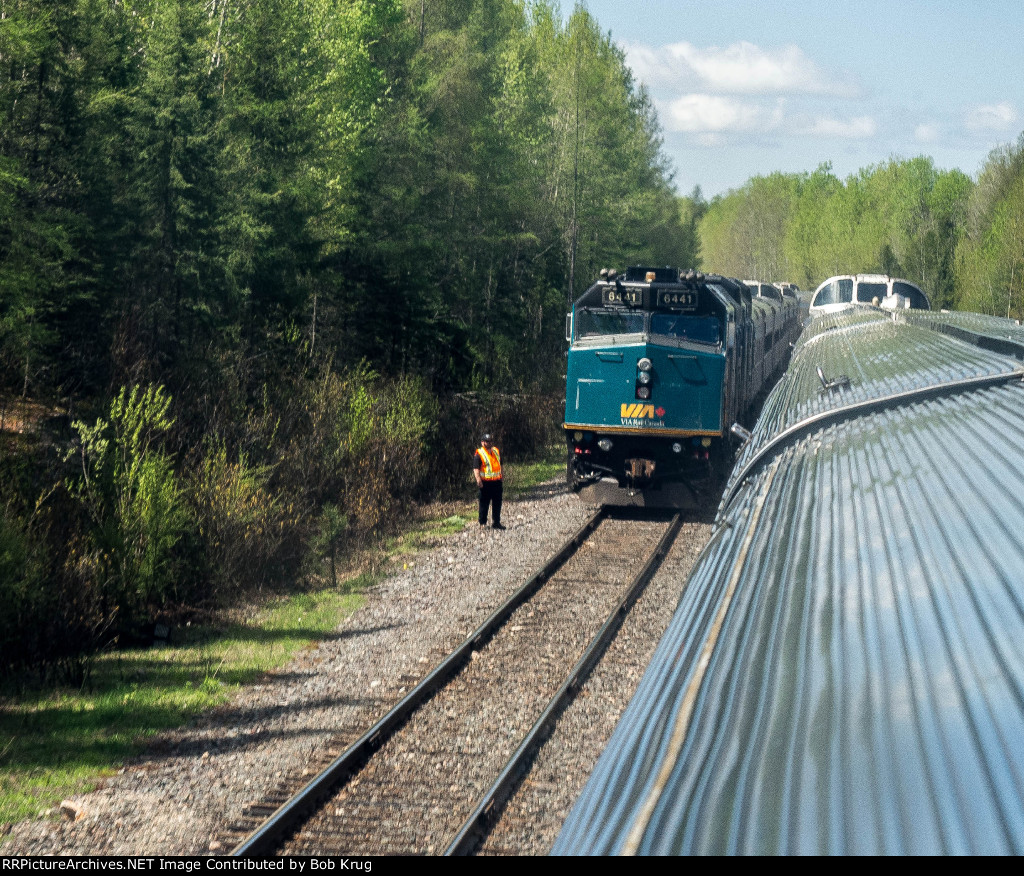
[0,485,115,685]
[311,503,348,587]
[190,441,295,595]
[424,390,564,497]
[0,507,39,672]
[67,385,191,621]
[283,364,437,539]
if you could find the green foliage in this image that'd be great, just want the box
[286,365,437,535]
[311,503,348,587]
[337,0,695,392]
[955,136,1024,318]
[4,0,695,402]
[0,508,41,666]
[68,385,190,617]
[0,2,81,396]
[0,443,109,682]
[191,441,292,594]
[699,157,973,304]
[699,173,799,281]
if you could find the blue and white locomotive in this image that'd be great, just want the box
[563,266,800,506]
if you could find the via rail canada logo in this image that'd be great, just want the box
[621,403,667,427]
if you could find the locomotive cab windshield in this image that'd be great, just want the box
[650,312,721,345]
[569,268,730,350]
[573,306,723,346]
[574,308,645,339]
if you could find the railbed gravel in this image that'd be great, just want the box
[478,516,712,855]
[286,517,668,856]
[4,483,713,856]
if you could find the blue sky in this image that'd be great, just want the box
[577,0,1024,197]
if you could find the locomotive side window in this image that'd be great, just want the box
[650,313,720,345]
[576,309,645,338]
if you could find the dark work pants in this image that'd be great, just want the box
[478,479,503,526]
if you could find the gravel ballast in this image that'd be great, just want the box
[4,483,713,856]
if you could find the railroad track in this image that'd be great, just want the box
[226,507,682,857]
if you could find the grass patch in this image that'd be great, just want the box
[503,447,565,498]
[380,451,564,555]
[383,512,472,558]
[0,582,368,828]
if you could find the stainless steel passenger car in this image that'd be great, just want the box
[554,305,1024,854]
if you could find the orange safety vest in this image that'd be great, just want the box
[476,446,502,481]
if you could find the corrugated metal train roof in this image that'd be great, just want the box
[908,309,1024,344]
[554,308,1024,855]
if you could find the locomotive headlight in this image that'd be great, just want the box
[672,442,683,453]
[637,357,653,372]
[637,371,652,385]
[636,386,651,400]
[597,438,613,451]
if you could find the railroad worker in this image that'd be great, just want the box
[474,433,505,530]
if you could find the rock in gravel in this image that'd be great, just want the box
[58,801,84,822]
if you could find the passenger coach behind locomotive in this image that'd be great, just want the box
[563,266,799,506]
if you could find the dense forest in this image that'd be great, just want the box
[0,0,697,677]
[694,141,1024,318]
[0,0,696,402]
[5,0,1024,678]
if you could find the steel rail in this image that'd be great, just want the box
[444,513,683,856]
[231,506,607,857]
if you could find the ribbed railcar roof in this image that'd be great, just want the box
[721,310,1024,512]
[554,309,1024,855]
[908,309,1024,344]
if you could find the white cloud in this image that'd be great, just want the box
[966,102,1018,132]
[664,94,784,133]
[914,122,940,143]
[624,39,857,97]
[802,115,878,139]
